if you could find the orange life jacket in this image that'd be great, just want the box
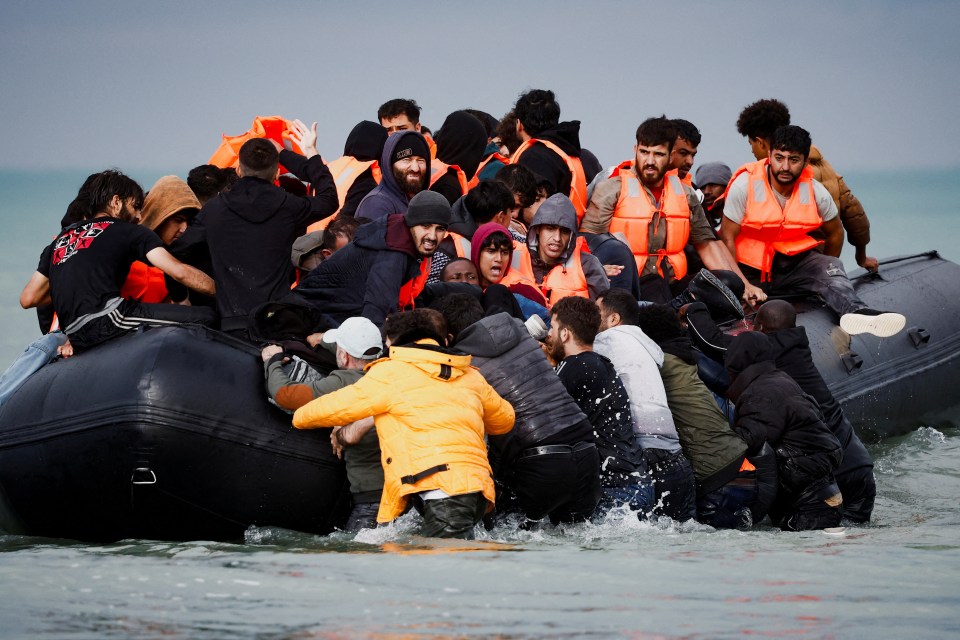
[510,139,588,224]
[467,152,510,190]
[397,258,432,310]
[679,172,693,188]
[307,156,383,232]
[500,237,589,308]
[208,115,304,174]
[446,231,471,259]
[428,160,469,196]
[120,261,169,303]
[424,132,437,160]
[608,162,691,281]
[725,160,823,282]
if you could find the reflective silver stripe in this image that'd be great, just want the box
[667,174,683,194]
[798,182,812,205]
[335,166,359,186]
[626,176,641,199]
[752,178,766,203]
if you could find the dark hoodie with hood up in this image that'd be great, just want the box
[526,194,609,298]
[339,121,388,218]
[293,214,425,327]
[454,312,594,470]
[431,111,487,205]
[355,130,430,221]
[515,121,601,196]
[725,331,842,495]
[202,149,337,330]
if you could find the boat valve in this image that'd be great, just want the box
[131,467,157,485]
[841,352,863,374]
[908,327,930,348]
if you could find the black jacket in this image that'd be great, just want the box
[516,121,585,197]
[340,120,388,218]
[293,214,424,327]
[726,333,842,494]
[454,313,593,469]
[202,149,337,329]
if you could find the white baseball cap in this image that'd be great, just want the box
[322,317,384,359]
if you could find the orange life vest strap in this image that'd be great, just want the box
[511,139,588,223]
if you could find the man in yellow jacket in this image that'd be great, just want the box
[293,309,515,539]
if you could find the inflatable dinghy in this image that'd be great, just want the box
[0,251,957,542]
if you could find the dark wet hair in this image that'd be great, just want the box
[61,172,100,227]
[551,296,600,346]
[87,169,144,216]
[756,299,797,332]
[321,215,361,252]
[465,180,514,224]
[635,116,678,152]
[188,164,236,202]
[672,118,701,147]
[477,230,512,253]
[495,163,538,209]
[636,304,683,344]
[596,288,640,326]
[378,98,421,124]
[736,98,790,143]
[772,125,812,158]
[238,138,279,180]
[432,293,484,341]
[514,89,561,137]
[383,308,446,346]
[496,111,522,155]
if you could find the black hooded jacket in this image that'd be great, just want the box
[725,332,842,493]
[339,121,388,218]
[355,131,430,221]
[515,121,585,197]
[454,313,593,470]
[293,214,424,327]
[202,149,337,329]
[431,111,487,205]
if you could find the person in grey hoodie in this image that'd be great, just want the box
[355,130,430,221]
[594,288,697,521]
[435,294,601,524]
[507,194,609,306]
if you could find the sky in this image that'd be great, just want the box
[1,0,958,175]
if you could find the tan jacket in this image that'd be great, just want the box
[807,145,870,249]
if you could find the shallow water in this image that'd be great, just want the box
[1,427,957,639]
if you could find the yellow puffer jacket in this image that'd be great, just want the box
[293,340,515,522]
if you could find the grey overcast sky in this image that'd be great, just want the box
[1,0,957,174]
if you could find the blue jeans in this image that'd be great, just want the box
[0,332,67,407]
[595,479,656,521]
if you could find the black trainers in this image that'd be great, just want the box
[839,308,906,338]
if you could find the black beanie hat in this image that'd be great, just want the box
[392,133,430,165]
[404,191,452,227]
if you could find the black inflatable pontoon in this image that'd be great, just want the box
[0,327,348,541]
[0,251,957,542]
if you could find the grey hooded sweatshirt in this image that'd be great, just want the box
[526,193,609,298]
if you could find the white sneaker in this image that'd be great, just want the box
[839,309,906,338]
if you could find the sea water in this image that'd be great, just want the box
[0,169,958,638]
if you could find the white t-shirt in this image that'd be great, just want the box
[723,172,838,225]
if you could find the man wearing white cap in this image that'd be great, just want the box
[261,316,385,531]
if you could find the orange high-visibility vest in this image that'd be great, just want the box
[609,162,691,281]
[467,152,510,190]
[679,173,693,188]
[510,138,588,223]
[429,160,469,196]
[725,159,823,282]
[208,116,305,173]
[398,258,432,310]
[307,156,383,232]
[446,231,471,259]
[424,132,437,160]
[120,261,169,303]
[500,238,589,308]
